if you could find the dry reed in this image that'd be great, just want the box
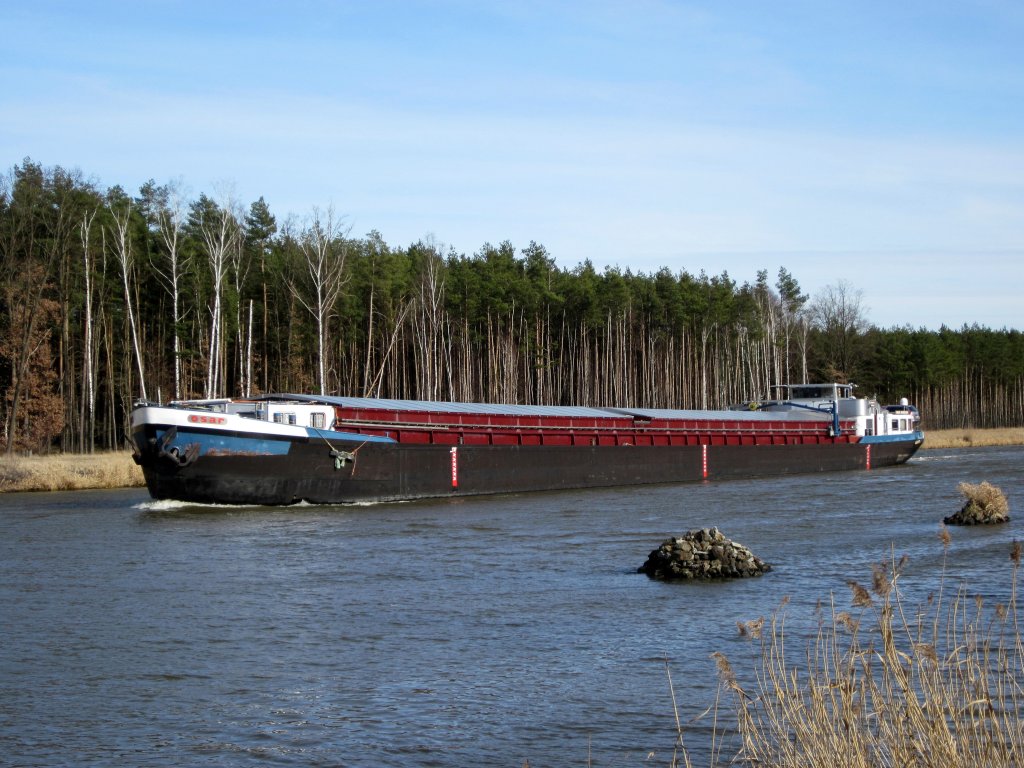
[923,428,1024,450]
[667,536,1024,768]
[668,534,1024,767]
[0,452,144,492]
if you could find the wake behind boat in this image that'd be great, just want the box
[130,384,923,505]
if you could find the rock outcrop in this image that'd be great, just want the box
[944,481,1010,525]
[638,527,771,581]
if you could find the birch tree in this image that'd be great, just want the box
[78,209,97,450]
[192,193,240,399]
[229,230,253,396]
[106,193,147,401]
[143,179,190,400]
[288,206,348,395]
[412,237,448,401]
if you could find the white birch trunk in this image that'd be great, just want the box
[108,202,147,401]
[198,201,238,399]
[153,183,188,401]
[79,210,96,451]
[245,299,254,397]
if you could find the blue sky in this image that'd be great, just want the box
[3,1,1023,329]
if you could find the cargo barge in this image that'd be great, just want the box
[130,383,923,505]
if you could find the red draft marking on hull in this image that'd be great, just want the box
[450,446,458,489]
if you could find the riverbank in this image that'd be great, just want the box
[0,429,1021,493]
[922,427,1024,449]
[0,452,145,493]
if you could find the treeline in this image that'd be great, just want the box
[2,160,1022,453]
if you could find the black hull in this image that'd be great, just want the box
[135,427,924,505]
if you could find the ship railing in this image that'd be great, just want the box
[329,417,857,446]
[330,415,844,434]
[334,428,859,448]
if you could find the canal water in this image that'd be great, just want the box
[2,446,1023,767]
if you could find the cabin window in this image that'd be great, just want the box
[891,418,899,432]
[273,412,297,425]
[310,412,326,429]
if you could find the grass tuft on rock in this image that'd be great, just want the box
[945,480,1010,525]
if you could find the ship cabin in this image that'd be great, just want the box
[759,383,920,439]
[176,398,337,432]
[253,401,335,431]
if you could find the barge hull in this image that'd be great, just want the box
[136,429,923,505]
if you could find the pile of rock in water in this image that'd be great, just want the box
[944,481,1010,525]
[638,527,771,581]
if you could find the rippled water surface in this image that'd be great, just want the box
[2,447,1023,766]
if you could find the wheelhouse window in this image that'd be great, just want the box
[310,412,326,429]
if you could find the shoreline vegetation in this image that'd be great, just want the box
[0,451,145,493]
[0,427,1020,494]
[924,426,1024,449]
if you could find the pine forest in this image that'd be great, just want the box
[2,160,1023,454]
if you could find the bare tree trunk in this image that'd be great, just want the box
[363,275,375,395]
[79,210,97,450]
[230,232,252,396]
[414,240,446,400]
[245,299,254,397]
[108,201,147,401]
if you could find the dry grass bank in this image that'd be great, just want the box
[0,452,144,493]
[923,427,1024,449]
